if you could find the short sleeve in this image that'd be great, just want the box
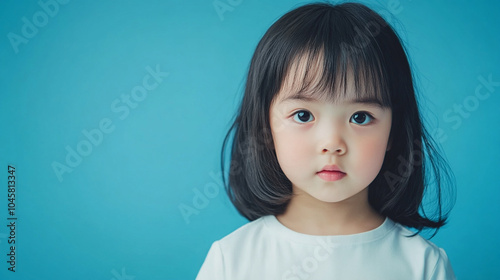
[195,241,225,280]
[428,248,456,280]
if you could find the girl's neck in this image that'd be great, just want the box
[276,188,385,236]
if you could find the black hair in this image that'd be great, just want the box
[220,2,455,235]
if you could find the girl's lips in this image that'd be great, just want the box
[320,164,344,172]
[317,170,346,182]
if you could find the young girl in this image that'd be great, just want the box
[197,2,455,279]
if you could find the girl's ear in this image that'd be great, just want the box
[386,137,392,152]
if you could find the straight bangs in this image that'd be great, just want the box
[271,7,393,109]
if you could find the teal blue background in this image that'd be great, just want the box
[0,0,498,279]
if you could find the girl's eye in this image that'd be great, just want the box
[350,112,374,125]
[292,110,314,123]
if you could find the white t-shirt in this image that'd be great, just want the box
[196,215,456,280]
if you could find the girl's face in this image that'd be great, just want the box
[269,65,392,205]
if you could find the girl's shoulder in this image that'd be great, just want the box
[216,215,272,247]
[390,221,448,256]
[390,222,455,278]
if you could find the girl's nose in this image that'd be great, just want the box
[321,144,346,155]
[322,146,345,155]
[318,126,347,156]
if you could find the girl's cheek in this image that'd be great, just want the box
[275,129,310,168]
[355,137,389,179]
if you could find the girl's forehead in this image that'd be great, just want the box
[276,54,370,105]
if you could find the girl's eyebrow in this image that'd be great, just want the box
[347,97,384,108]
[280,93,384,108]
